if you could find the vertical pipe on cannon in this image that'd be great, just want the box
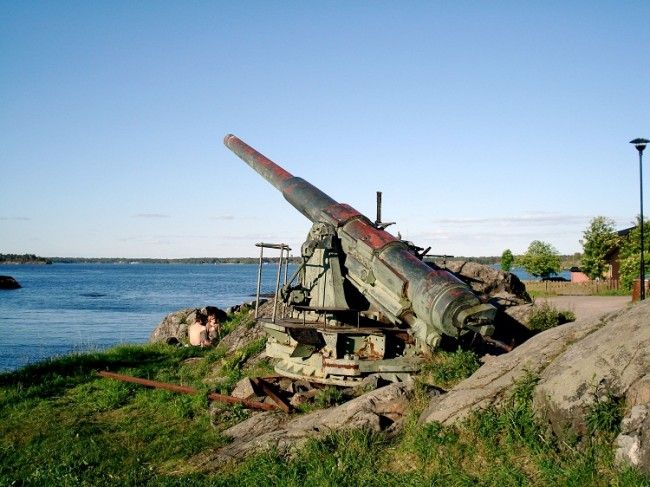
[376,191,382,226]
[255,245,264,319]
[283,250,289,285]
[273,248,284,323]
[282,248,290,318]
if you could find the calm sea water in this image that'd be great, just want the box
[0,262,567,372]
[0,263,293,372]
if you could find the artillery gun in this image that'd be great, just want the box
[224,134,496,386]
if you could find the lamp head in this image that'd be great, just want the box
[630,138,650,154]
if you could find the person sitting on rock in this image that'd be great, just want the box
[188,313,211,347]
[206,312,221,343]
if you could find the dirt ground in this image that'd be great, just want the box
[540,295,631,322]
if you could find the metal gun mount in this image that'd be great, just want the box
[224,134,496,386]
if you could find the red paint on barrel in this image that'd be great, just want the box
[344,219,399,250]
[224,134,293,188]
[322,203,363,225]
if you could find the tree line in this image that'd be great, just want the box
[499,216,649,290]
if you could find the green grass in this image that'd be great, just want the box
[0,343,227,486]
[208,374,648,487]
[1,311,648,486]
[419,348,481,389]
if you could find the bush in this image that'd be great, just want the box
[528,303,576,331]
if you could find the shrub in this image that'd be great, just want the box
[528,302,575,331]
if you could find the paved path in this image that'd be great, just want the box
[540,296,630,322]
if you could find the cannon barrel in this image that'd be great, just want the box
[224,134,337,222]
[224,134,496,346]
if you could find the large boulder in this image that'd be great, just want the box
[191,382,412,469]
[149,308,198,344]
[418,309,612,425]
[0,275,21,290]
[419,299,650,473]
[532,301,650,437]
[431,260,531,306]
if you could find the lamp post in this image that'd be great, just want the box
[630,138,649,300]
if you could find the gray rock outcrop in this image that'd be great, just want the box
[419,309,612,425]
[419,299,650,473]
[149,308,198,344]
[532,302,649,438]
[431,260,531,306]
[616,405,650,474]
[192,382,412,468]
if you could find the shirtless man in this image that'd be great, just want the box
[188,313,210,347]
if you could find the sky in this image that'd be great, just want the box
[1,1,649,258]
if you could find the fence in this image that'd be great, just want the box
[523,279,621,296]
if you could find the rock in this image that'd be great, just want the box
[432,260,531,306]
[218,319,266,355]
[419,299,650,474]
[615,405,650,474]
[289,388,320,408]
[626,375,650,408]
[191,382,412,468]
[503,303,537,325]
[418,304,635,426]
[218,299,277,354]
[149,308,197,344]
[149,306,228,344]
[532,302,649,438]
[231,378,257,400]
[0,275,21,290]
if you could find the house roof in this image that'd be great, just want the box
[617,226,635,237]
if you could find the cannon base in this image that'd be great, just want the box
[261,317,423,387]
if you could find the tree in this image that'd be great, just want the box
[579,216,619,280]
[618,216,650,290]
[500,249,514,272]
[519,240,561,279]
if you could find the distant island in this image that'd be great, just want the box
[0,253,52,265]
[49,256,303,264]
[0,254,301,265]
[1,253,581,268]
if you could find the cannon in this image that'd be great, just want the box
[224,134,496,385]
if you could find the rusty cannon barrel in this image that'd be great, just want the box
[224,134,496,349]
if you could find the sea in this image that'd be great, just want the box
[0,263,568,372]
[0,263,294,372]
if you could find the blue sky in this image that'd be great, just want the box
[1,1,648,258]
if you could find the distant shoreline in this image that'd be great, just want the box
[1,256,301,265]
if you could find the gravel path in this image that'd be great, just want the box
[540,296,631,321]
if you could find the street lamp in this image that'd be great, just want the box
[630,137,649,300]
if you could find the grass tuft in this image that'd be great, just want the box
[420,348,481,389]
[528,302,576,331]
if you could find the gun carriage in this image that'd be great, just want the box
[224,134,496,386]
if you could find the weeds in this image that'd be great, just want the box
[420,348,481,388]
[586,384,624,436]
[528,302,576,331]
[314,386,345,408]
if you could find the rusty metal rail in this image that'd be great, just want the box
[97,371,279,412]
